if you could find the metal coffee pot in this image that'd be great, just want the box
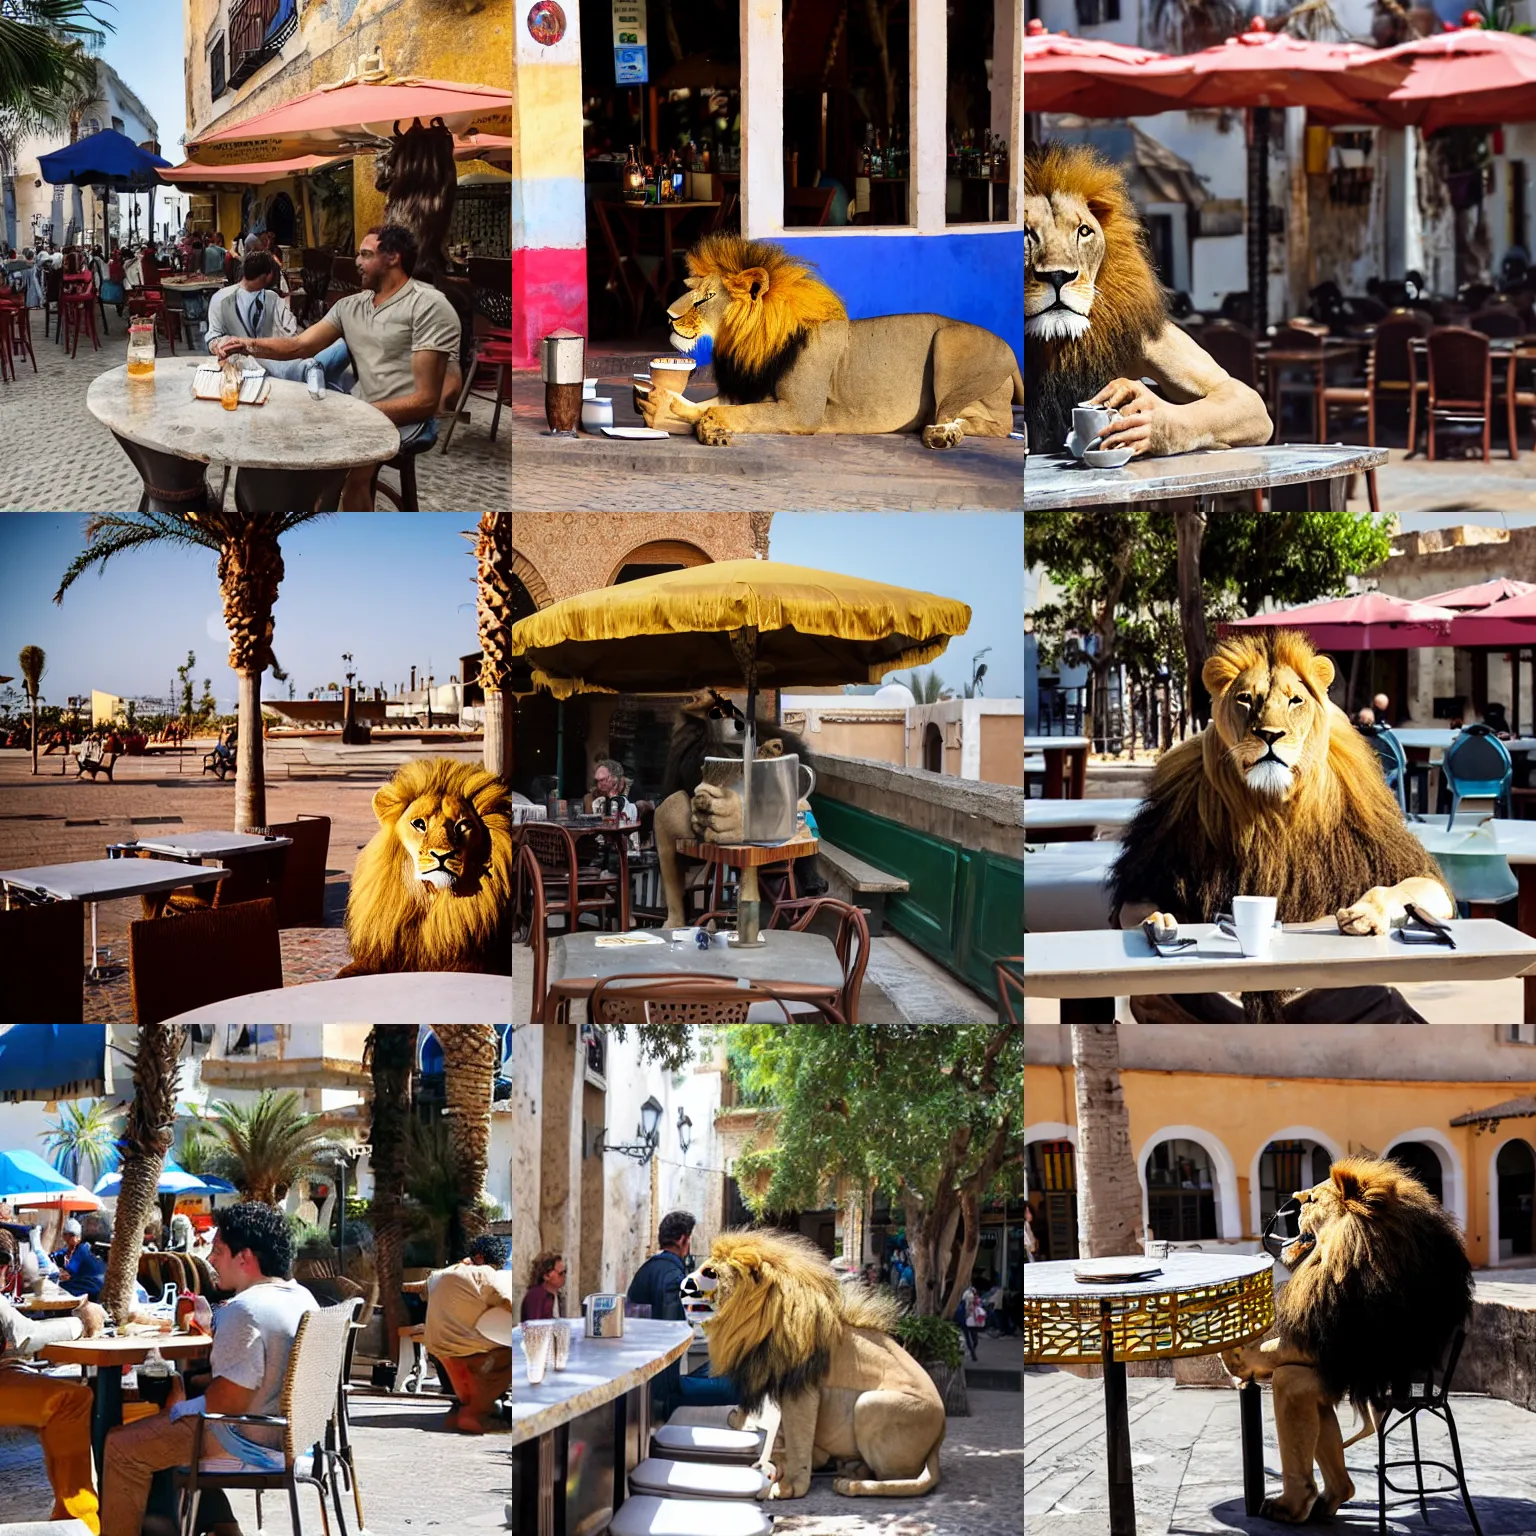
[703,753,817,844]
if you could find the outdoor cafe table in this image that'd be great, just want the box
[676,831,820,945]
[163,971,511,1025]
[38,1329,213,1473]
[87,363,400,515]
[1024,1254,1275,1535]
[0,857,228,980]
[1023,444,1387,512]
[1023,918,1536,1021]
[17,1291,85,1315]
[543,929,845,1025]
[513,1318,693,1536]
[1024,796,1141,840]
[1024,736,1089,799]
[551,816,639,932]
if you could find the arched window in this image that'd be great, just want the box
[1496,1140,1535,1260]
[923,722,943,773]
[1388,1141,1444,1205]
[1025,1139,1078,1261]
[1258,1139,1333,1230]
[1146,1138,1217,1242]
[610,540,712,585]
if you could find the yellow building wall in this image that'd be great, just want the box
[1025,1063,1534,1268]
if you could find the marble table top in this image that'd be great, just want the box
[1408,819,1536,865]
[1023,445,1387,511]
[549,929,846,992]
[131,830,292,859]
[1391,729,1536,753]
[0,857,227,902]
[1024,798,1142,830]
[1023,917,1536,997]
[163,971,511,1024]
[1024,1251,1273,1301]
[87,363,400,471]
[513,1318,692,1447]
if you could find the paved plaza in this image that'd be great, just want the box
[1025,1367,1536,1534]
[0,316,509,512]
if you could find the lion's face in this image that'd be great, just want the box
[1025,190,1105,343]
[667,270,743,353]
[1282,1159,1431,1270]
[1204,642,1336,802]
[374,781,491,892]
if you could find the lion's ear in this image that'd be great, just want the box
[723,266,771,304]
[1084,197,1113,229]
[1332,1164,1369,1211]
[1308,654,1336,692]
[1202,651,1243,695]
[372,782,407,828]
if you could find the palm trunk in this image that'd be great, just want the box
[29,698,37,775]
[437,1025,498,1250]
[234,669,264,830]
[483,687,510,780]
[1071,1024,1144,1259]
[368,1026,416,1350]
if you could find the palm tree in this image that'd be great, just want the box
[904,668,947,705]
[18,644,44,775]
[434,1026,498,1247]
[101,1023,184,1323]
[404,1115,462,1267]
[471,513,512,778]
[43,1098,121,1186]
[53,513,331,829]
[200,1089,332,1205]
[1071,1024,1145,1258]
[367,1026,416,1350]
[0,0,109,127]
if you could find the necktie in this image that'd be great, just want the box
[250,294,263,335]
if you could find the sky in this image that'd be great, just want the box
[0,515,483,713]
[99,0,189,153]
[771,512,1023,699]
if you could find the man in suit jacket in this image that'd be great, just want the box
[207,250,350,388]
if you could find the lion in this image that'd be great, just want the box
[1221,1157,1473,1523]
[1025,143,1272,457]
[1110,629,1453,1022]
[340,756,513,977]
[679,1229,945,1499]
[637,233,1022,449]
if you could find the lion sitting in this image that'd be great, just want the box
[340,756,513,977]
[680,1230,944,1499]
[1025,143,1272,457]
[638,233,1022,449]
[1110,629,1452,1022]
[1221,1157,1473,1523]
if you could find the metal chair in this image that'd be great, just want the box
[1425,327,1492,462]
[1364,723,1409,813]
[512,841,549,1024]
[760,896,871,1024]
[588,973,795,1024]
[1374,1328,1483,1536]
[522,822,623,933]
[1440,726,1513,830]
[128,897,283,1024]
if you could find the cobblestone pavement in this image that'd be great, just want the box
[1026,1368,1536,1534]
[1,1387,509,1531]
[509,374,1025,512]
[0,317,509,511]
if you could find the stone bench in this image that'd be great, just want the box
[816,838,909,937]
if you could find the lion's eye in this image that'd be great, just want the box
[1078,224,1093,239]
[455,820,473,836]
[410,817,426,832]
[1236,693,1253,706]
[1289,696,1303,707]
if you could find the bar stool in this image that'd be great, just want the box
[626,1459,766,1501]
[649,1424,765,1465]
[60,273,101,357]
[604,1496,771,1536]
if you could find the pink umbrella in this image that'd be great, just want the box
[1222,591,1458,650]
[1368,29,1536,134]
[1421,578,1536,610]
[1448,587,1536,647]
[1023,26,1189,117]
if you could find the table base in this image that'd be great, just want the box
[112,432,210,514]
[1241,1380,1265,1515]
[235,465,350,515]
[1103,1313,1136,1536]
[89,1359,123,1475]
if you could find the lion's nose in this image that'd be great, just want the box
[1255,727,1285,746]
[1038,268,1079,297]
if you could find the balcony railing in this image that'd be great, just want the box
[228,0,298,88]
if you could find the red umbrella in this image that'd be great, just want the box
[1448,587,1536,647]
[1420,578,1536,610]
[1222,592,1458,650]
[1023,25,1190,117]
[1369,29,1536,133]
[161,134,510,186]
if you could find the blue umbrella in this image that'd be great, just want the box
[37,129,171,189]
[0,1025,109,1104]
[0,1148,100,1208]
[93,1156,220,1199]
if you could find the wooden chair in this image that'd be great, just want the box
[157,840,287,916]
[1321,344,1380,513]
[522,823,622,934]
[0,296,38,380]
[249,815,330,928]
[439,331,514,454]
[1468,306,1524,339]
[784,186,835,227]
[128,897,283,1025]
[1424,327,1492,462]
[59,272,100,356]
[588,973,795,1024]
[1265,324,1329,441]
[299,248,332,322]
[711,175,741,234]
[1373,312,1431,453]
[0,899,85,1023]
[513,841,549,1024]
[1200,320,1259,389]
[327,254,361,309]
[730,895,870,1024]
[994,957,1024,1027]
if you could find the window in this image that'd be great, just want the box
[1505,1023,1536,1044]
[1146,1138,1218,1242]
[111,116,124,134]
[210,34,227,100]
[1387,1142,1444,1205]
[1074,0,1121,21]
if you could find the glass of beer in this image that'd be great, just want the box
[126,320,155,379]
[220,357,242,411]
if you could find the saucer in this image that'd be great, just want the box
[1083,446,1135,468]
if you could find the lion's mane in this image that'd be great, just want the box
[702,1228,902,1415]
[344,756,513,976]
[1024,143,1169,450]
[1277,1157,1472,1413]
[685,234,848,405]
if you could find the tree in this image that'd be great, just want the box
[43,1098,121,1186]
[176,650,196,734]
[1071,1025,1144,1259]
[54,512,331,829]
[198,679,216,722]
[433,1025,499,1251]
[903,668,948,705]
[18,643,43,775]
[472,513,512,779]
[367,1025,417,1351]
[101,1022,184,1323]
[0,0,109,128]
[199,1089,333,1205]
[731,1024,1021,1318]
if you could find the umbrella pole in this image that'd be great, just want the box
[729,628,767,947]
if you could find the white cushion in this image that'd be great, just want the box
[606,1496,772,1536]
[662,1406,737,1428]
[651,1424,765,1461]
[627,1457,766,1499]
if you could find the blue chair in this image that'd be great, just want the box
[1441,725,1513,830]
[1363,724,1408,813]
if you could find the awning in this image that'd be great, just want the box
[92,1155,224,1199]
[160,133,511,187]
[1450,1095,1536,1131]
[0,1025,110,1103]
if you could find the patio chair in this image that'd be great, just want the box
[1265,324,1331,441]
[522,822,622,934]
[249,815,331,928]
[173,1295,357,1536]
[1363,723,1409,813]
[994,956,1024,1027]
[42,264,62,341]
[0,295,38,381]
[1425,327,1492,461]
[1373,1328,1483,1536]
[328,255,361,309]
[588,973,795,1024]
[0,898,85,1023]
[1373,312,1431,452]
[298,249,331,322]
[128,897,282,1024]
[59,273,100,357]
[512,842,549,1024]
[1200,320,1260,389]
[1440,725,1512,830]
[1468,306,1523,339]
[439,331,515,454]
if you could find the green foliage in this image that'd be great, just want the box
[43,1098,121,1185]
[17,644,45,701]
[1467,0,1535,33]
[197,1090,336,1203]
[903,668,949,704]
[604,1023,697,1073]
[0,0,112,131]
[892,1312,965,1369]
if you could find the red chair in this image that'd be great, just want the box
[0,299,38,382]
[60,272,101,357]
[440,329,514,453]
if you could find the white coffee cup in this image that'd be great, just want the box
[650,357,697,393]
[1230,895,1279,958]
[1071,404,1120,451]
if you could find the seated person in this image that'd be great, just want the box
[52,1218,106,1301]
[0,1227,105,1532]
[100,1202,318,1536]
[519,1251,564,1323]
[423,1234,512,1435]
[583,758,640,854]
[204,252,329,380]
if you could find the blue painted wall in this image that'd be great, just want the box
[777,228,1023,366]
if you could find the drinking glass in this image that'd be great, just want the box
[550,1319,573,1370]
[126,320,155,379]
[220,358,242,411]
[520,1319,554,1384]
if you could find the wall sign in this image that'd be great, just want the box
[613,1,648,84]
[527,1,567,46]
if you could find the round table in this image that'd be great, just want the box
[16,1291,84,1314]
[162,970,510,1024]
[675,832,819,945]
[1024,1253,1274,1535]
[86,362,400,515]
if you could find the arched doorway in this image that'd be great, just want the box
[1258,1139,1334,1230]
[609,540,712,585]
[266,192,296,247]
[923,722,943,773]
[1145,1138,1218,1242]
[1388,1141,1445,1205]
[1496,1140,1535,1260]
[1025,1139,1078,1261]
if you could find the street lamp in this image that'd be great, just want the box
[342,652,355,689]
[677,1107,693,1162]
[592,1095,665,1165]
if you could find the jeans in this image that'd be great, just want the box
[258,337,354,392]
[101,1406,238,1536]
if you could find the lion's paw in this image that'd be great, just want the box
[697,409,734,446]
[923,419,966,450]
[1336,888,1392,936]
[761,1474,808,1500]
[1260,1493,1319,1524]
